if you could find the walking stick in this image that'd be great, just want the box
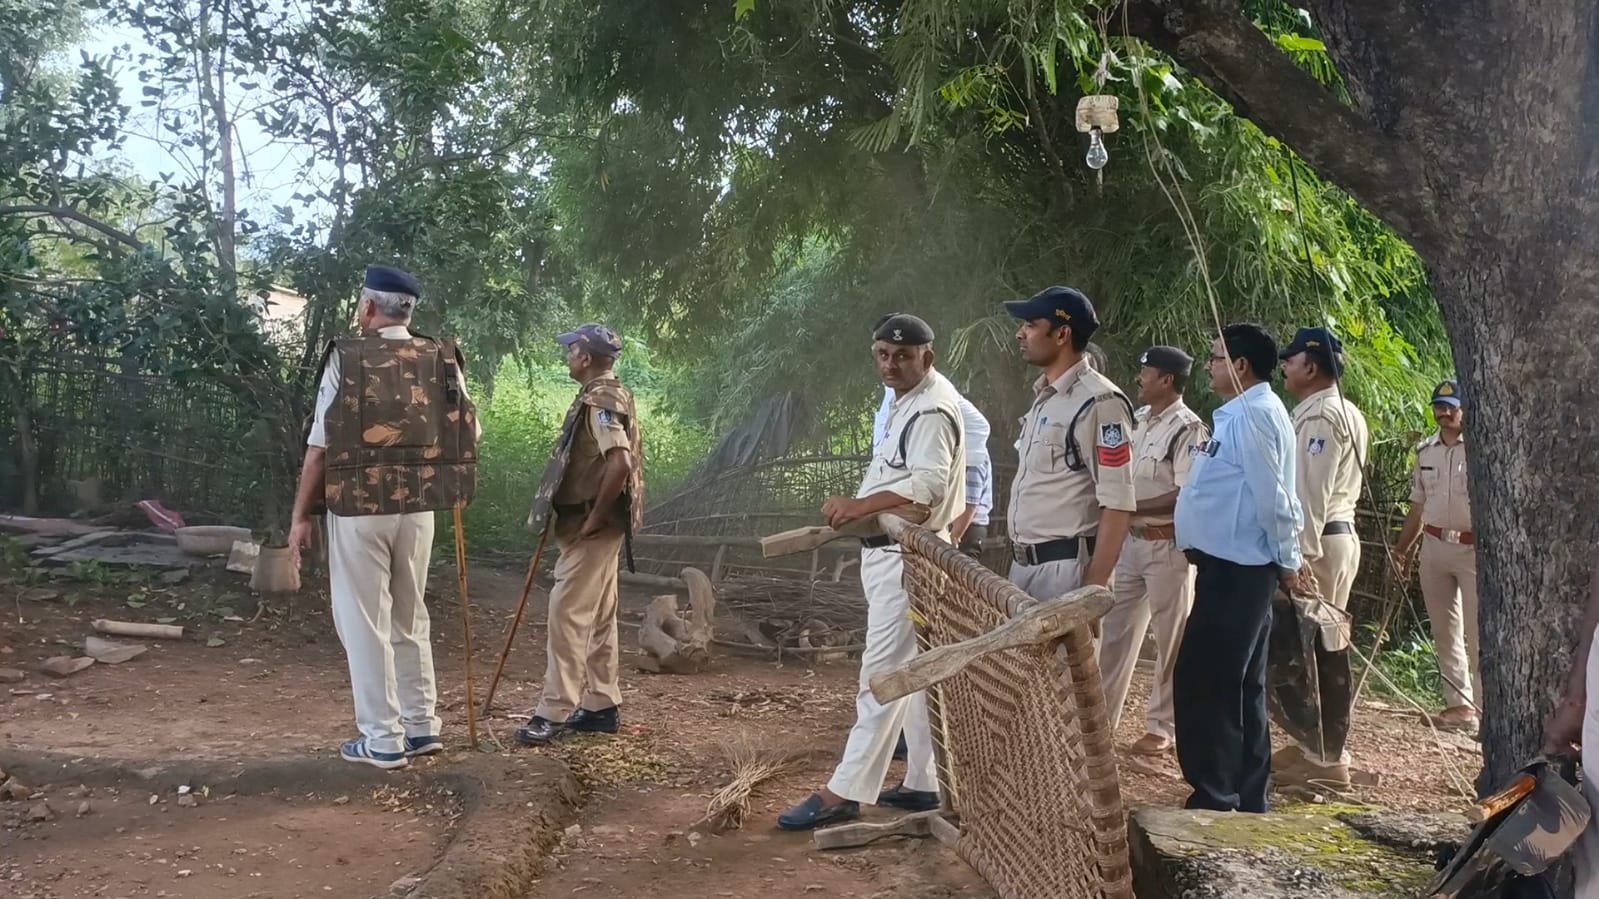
[452,505,479,749]
[481,520,552,714]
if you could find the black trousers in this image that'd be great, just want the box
[958,524,987,559]
[1173,550,1279,813]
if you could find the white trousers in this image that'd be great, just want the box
[327,511,440,755]
[826,547,938,803]
[1102,536,1194,739]
[1575,623,1599,898]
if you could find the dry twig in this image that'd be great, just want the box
[692,736,808,832]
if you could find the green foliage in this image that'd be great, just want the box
[1357,622,1446,710]
[461,359,562,552]
[514,0,1452,475]
[4,0,1460,541]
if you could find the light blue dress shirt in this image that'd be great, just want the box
[1175,382,1303,570]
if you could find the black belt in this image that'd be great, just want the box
[1322,521,1355,537]
[861,535,894,549]
[1011,536,1095,566]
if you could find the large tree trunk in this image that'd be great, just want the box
[1119,0,1599,787]
[1436,255,1599,787]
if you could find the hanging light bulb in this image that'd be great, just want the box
[1085,126,1109,170]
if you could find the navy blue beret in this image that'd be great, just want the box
[365,264,421,298]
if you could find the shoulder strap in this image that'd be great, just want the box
[313,339,339,383]
[1064,392,1135,471]
[1166,424,1188,463]
[891,407,961,469]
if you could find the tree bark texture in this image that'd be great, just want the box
[1119,0,1599,787]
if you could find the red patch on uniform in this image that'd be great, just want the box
[1097,443,1131,467]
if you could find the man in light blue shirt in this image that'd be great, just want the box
[1172,322,1304,814]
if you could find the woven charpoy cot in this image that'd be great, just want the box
[853,516,1134,899]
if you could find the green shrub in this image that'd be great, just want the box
[454,347,713,555]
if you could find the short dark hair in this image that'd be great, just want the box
[1294,344,1342,380]
[1063,324,1089,353]
[1221,322,1278,381]
[1170,369,1190,393]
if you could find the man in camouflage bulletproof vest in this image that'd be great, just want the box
[516,323,643,747]
[289,264,480,769]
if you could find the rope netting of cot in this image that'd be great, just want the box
[888,521,1133,899]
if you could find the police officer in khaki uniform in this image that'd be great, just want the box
[290,265,481,769]
[1101,346,1206,756]
[1004,286,1137,597]
[1275,326,1369,785]
[1393,379,1478,733]
[517,324,642,746]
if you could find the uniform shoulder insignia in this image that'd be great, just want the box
[597,408,614,426]
[1097,420,1131,467]
[1307,436,1327,456]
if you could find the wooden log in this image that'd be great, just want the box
[0,515,112,538]
[621,571,686,590]
[814,810,954,850]
[710,544,729,583]
[683,567,716,652]
[869,586,1114,703]
[630,533,763,548]
[91,619,184,640]
[1467,772,1536,824]
[760,504,930,558]
[638,596,692,672]
[637,576,714,675]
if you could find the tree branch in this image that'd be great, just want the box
[1112,0,1441,247]
[0,205,145,250]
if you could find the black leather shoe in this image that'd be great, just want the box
[515,716,564,746]
[877,783,939,811]
[566,706,620,733]
[777,793,861,831]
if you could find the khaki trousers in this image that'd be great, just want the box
[1420,536,1480,709]
[1295,531,1360,762]
[826,547,938,803]
[535,525,625,721]
[1103,535,1194,740]
[327,511,440,755]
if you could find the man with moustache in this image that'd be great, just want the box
[777,314,964,831]
[1274,326,1369,788]
[1099,346,1207,756]
[1392,379,1479,734]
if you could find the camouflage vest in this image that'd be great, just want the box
[526,376,644,534]
[318,333,479,516]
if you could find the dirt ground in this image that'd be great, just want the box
[0,554,1481,898]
